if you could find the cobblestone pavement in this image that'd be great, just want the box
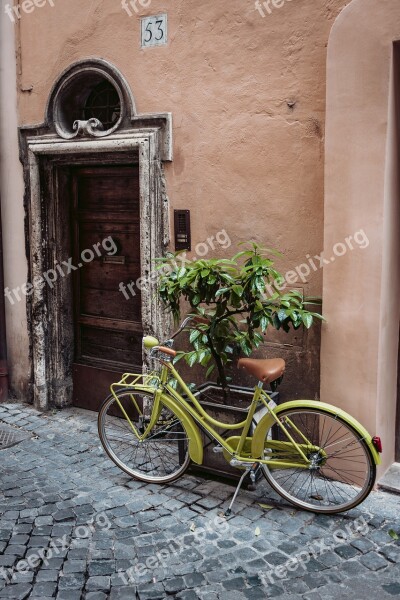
[0,402,399,600]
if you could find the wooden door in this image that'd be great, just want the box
[71,165,142,410]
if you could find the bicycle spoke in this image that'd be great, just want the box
[262,408,375,513]
[99,391,190,482]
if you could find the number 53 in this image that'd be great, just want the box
[142,16,167,47]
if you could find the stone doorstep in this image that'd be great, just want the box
[378,463,400,495]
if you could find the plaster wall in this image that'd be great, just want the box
[9,0,347,400]
[322,0,400,475]
[0,10,30,399]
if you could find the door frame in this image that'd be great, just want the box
[20,130,171,410]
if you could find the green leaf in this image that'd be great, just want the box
[232,250,255,261]
[200,353,211,367]
[255,277,266,294]
[258,503,274,511]
[172,352,186,364]
[277,309,287,322]
[187,352,198,368]
[232,285,244,296]
[240,338,252,355]
[215,288,230,297]
[198,350,207,363]
[388,529,399,540]
[302,313,313,329]
[177,267,187,278]
[192,294,201,306]
[205,364,215,378]
[189,329,201,343]
[220,273,235,283]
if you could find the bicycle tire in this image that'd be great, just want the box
[98,388,191,484]
[261,406,376,514]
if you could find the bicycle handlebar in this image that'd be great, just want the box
[148,315,209,359]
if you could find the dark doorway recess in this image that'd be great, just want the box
[70,164,142,410]
[36,152,144,412]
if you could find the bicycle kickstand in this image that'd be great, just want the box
[225,463,257,517]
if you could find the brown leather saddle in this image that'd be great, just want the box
[238,357,285,384]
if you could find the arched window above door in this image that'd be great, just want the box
[46,59,136,139]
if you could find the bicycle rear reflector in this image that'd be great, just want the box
[372,436,383,453]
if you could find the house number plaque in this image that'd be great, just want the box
[141,14,168,48]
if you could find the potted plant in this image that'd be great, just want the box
[157,241,323,480]
[157,242,322,401]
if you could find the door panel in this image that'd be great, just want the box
[80,327,142,364]
[71,165,142,410]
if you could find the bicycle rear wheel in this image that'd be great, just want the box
[261,407,376,513]
[98,389,191,483]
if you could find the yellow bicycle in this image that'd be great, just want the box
[98,316,382,515]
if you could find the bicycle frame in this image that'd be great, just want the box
[101,325,382,516]
[164,361,317,468]
[110,361,318,470]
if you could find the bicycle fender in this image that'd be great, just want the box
[252,400,381,466]
[160,393,203,465]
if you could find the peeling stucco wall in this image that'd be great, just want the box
[8,0,349,400]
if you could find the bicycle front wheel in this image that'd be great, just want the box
[98,389,191,484]
[261,407,376,514]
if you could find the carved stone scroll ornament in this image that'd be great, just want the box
[57,118,111,140]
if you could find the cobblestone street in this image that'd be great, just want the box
[0,402,399,600]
